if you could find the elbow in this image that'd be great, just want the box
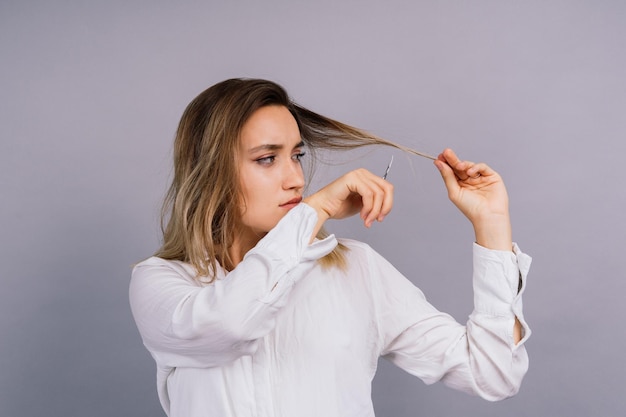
[476,350,529,402]
[480,381,521,402]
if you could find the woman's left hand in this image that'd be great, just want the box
[434,148,513,251]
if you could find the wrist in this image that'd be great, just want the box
[472,214,513,251]
[302,196,331,223]
[302,197,330,243]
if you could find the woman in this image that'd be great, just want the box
[129,78,531,417]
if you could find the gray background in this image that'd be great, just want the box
[2,1,625,416]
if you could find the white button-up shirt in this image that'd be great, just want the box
[129,204,531,417]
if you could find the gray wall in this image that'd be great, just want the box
[2,1,625,416]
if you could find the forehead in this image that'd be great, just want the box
[239,105,301,149]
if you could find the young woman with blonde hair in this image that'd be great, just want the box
[129,78,531,417]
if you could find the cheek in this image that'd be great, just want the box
[239,176,270,213]
[245,169,277,193]
[238,167,257,204]
[238,162,284,212]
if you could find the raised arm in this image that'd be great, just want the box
[129,204,336,368]
[434,148,524,343]
[131,167,393,370]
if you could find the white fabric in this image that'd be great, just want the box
[129,203,531,417]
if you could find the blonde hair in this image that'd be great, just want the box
[156,78,419,280]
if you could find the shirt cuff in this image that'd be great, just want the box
[472,242,532,318]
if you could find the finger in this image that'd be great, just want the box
[466,162,494,179]
[378,181,393,221]
[434,158,461,195]
[365,189,384,227]
[441,148,462,167]
[359,187,375,226]
[435,150,464,176]
[441,149,475,180]
[357,173,392,227]
[360,181,386,227]
[370,173,394,223]
[346,171,374,223]
[455,161,478,181]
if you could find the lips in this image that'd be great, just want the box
[280,196,302,207]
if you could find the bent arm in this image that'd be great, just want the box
[376,243,531,401]
[434,149,527,343]
[129,204,336,368]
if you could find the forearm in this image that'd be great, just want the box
[472,213,513,252]
[130,204,337,367]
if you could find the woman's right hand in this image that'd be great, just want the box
[303,168,394,238]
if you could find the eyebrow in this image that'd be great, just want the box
[248,141,305,154]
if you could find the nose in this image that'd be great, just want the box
[282,159,305,190]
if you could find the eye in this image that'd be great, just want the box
[255,155,276,166]
[292,151,306,162]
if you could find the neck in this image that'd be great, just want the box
[227,228,266,269]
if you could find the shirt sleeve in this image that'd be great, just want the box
[129,203,336,369]
[376,243,532,401]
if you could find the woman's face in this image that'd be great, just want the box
[237,105,306,239]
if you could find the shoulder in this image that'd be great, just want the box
[133,256,194,273]
[337,238,374,255]
[337,238,390,268]
[337,238,411,281]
